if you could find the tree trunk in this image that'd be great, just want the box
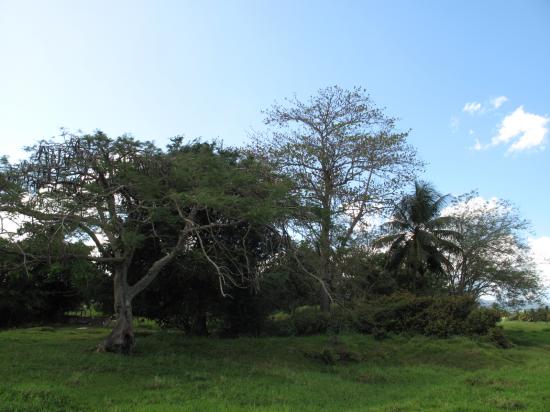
[320,278,331,313]
[97,229,192,354]
[192,311,209,336]
[319,213,332,313]
[98,300,135,354]
[97,265,135,354]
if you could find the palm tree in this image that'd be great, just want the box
[375,181,461,293]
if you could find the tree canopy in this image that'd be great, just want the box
[444,193,541,305]
[0,132,290,352]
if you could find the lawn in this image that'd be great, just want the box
[1,321,550,411]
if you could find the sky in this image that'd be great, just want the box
[0,0,549,282]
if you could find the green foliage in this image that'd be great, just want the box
[352,293,499,338]
[282,307,331,336]
[376,181,460,293]
[466,308,504,335]
[422,296,477,337]
[265,306,354,337]
[335,251,398,300]
[167,140,292,224]
[508,306,550,322]
[266,294,500,338]
[0,238,104,328]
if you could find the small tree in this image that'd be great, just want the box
[1,132,289,353]
[253,86,421,311]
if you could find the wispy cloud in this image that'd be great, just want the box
[462,95,508,115]
[450,116,460,133]
[491,96,508,109]
[491,106,549,152]
[463,102,482,114]
[471,139,483,151]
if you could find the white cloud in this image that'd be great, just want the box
[529,236,550,287]
[463,102,482,114]
[491,106,549,152]
[491,96,508,109]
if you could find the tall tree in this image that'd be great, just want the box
[0,132,288,353]
[444,193,541,304]
[253,86,420,311]
[376,181,461,292]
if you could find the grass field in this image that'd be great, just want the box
[1,321,550,411]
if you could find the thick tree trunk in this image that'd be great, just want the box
[97,228,194,354]
[98,300,135,354]
[97,265,135,354]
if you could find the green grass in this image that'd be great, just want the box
[1,321,550,411]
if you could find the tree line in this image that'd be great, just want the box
[0,86,541,353]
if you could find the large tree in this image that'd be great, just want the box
[253,86,420,311]
[444,193,541,304]
[0,132,288,353]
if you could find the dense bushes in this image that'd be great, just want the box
[1,263,83,328]
[0,238,106,328]
[266,293,501,338]
[508,307,550,322]
[266,309,352,336]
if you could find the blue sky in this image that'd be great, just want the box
[1,0,549,275]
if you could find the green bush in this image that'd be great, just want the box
[266,293,501,338]
[264,306,355,336]
[291,307,331,335]
[422,296,477,337]
[351,293,488,337]
[466,308,502,335]
[509,307,550,322]
[487,327,513,349]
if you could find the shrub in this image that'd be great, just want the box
[509,307,550,322]
[289,307,331,335]
[0,266,82,327]
[264,306,355,336]
[422,296,477,337]
[488,327,513,349]
[266,293,501,338]
[466,308,502,335]
[350,293,491,337]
